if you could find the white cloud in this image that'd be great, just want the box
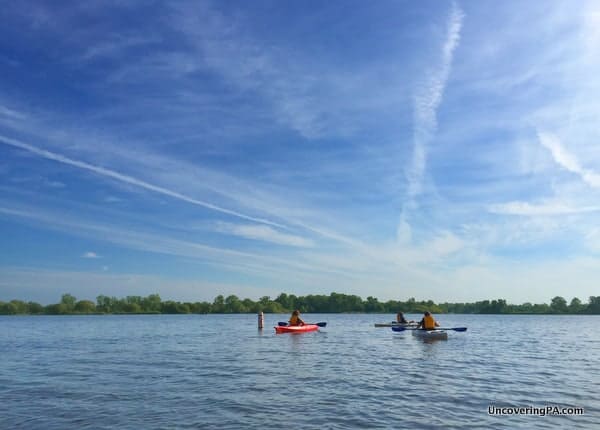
[489,200,600,216]
[82,251,100,259]
[429,231,464,256]
[0,204,351,282]
[0,105,27,120]
[104,195,122,203]
[538,131,600,188]
[216,222,314,248]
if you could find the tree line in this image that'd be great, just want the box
[1,292,600,315]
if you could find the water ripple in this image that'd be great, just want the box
[0,314,598,429]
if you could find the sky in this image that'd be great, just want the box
[1,1,600,304]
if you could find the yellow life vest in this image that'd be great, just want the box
[423,314,436,329]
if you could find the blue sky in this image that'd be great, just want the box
[1,1,600,304]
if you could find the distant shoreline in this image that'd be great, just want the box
[2,312,598,316]
[2,292,599,315]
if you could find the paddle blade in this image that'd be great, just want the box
[436,327,467,332]
[391,326,407,332]
[279,321,326,327]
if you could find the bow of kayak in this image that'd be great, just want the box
[274,324,319,334]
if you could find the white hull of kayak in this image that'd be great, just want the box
[411,329,448,340]
[374,322,418,328]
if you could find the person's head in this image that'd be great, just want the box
[292,309,300,316]
[397,311,404,316]
[424,311,431,316]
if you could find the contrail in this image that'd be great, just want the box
[0,135,288,229]
[407,1,464,200]
[400,2,464,241]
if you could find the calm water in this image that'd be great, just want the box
[1,314,599,429]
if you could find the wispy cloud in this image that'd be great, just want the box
[400,1,464,242]
[104,195,122,203]
[0,133,370,254]
[4,1,600,304]
[165,2,412,140]
[0,105,26,120]
[81,35,163,62]
[0,204,352,281]
[0,135,287,228]
[489,200,600,216]
[406,2,464,200]
[538,131,600,188]
[215,222,314,248]
[82,251,100,259]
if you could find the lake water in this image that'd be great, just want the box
[1,314,599,429]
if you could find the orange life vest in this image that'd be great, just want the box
[423,314,436,329]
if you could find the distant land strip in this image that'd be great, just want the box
[1,293,599,315]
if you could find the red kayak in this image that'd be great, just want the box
[274,324,319,334]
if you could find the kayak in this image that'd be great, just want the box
[374,322,418,328]
[274,324,319,334]
[411,329,448,340]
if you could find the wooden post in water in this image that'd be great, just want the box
[258,311,264,330]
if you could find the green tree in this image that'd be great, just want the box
[161,301,189,314]
[242,298,259,313]
[141,294,162,313]
[275,293,297,311]
[60,293,77,312]
[550,296,568,313]
[121,302,141,313]
[126,296,142,307]
[0,301,17,315]
[74,300,96,313]
[261,300,285,313]
[531,303,550,313]
[225,295,246,313]
[568,297,583,314]
[27,302,44,314]
[519,302,533,313]
[45,303,68,315]
[364,296,384,313]
[587,296,600,314]
[9,300,29,314]
[96,295,113,313]
[490,299,507,313]
[212,295,225,313]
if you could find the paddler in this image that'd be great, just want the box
[289,309,305,326]
[396,311,414,324]
[417,311,440,330]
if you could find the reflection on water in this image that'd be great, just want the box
[0,313,598,429]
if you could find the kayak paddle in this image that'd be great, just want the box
[278,321,327,327]
[392,326,467,332]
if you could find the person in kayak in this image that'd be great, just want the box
[396,312,414,324]
[289,309,305,326]
[417,311,440,330]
